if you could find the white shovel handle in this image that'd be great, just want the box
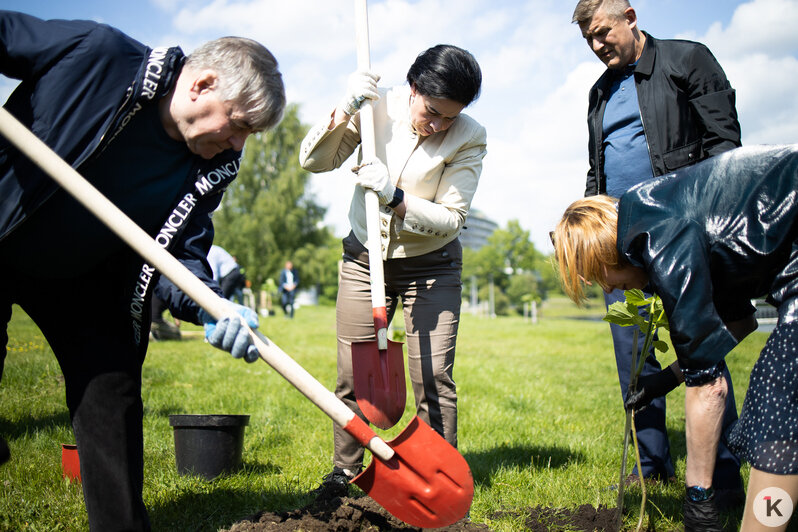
[355,0,388,350]
[0,107,394,461]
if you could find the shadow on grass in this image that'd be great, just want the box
[240,460,281,475]
[464,443,584,486]
[0,412,72,438]
[147,485,309,532]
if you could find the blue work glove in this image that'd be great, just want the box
[198,304,260,363]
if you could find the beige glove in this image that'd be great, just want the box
[338,70,380,115]
[352,159,395,205]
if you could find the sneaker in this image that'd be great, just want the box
[684,495,724,532]
[312,467,356,502]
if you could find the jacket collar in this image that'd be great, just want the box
[633,31,656,77]
[134,46,185,104]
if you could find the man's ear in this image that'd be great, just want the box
[189,69,219,100]
[624,7,638,30]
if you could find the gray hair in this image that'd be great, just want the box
[572,0,631,25]
[186,37,286,131]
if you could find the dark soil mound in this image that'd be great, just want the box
[223,495,490,531]
[223,495,619,531]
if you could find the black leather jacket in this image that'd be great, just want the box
[617,145,798,370]
[585,32,741,196]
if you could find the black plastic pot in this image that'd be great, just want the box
[168,414,249,480]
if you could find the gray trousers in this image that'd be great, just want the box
[333,233,462,471]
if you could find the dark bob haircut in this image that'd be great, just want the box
[406,44,482,107]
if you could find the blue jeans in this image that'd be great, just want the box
[605,290,742,489]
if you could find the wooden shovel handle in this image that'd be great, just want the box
[0,106,394,462]
[355,0,389,350]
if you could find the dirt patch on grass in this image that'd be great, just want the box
[223,496,619,531]
[493,504,620,531]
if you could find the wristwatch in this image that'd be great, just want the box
[686,485,715,502]
[388,187,404,208]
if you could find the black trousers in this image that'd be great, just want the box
[0,255,151,531]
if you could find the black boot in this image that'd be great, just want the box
[684,490,724,532]
[312,467,357,502]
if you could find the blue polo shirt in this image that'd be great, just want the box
[602,65,654,198]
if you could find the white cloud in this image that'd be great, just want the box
[686,0,798,146]
[147,0,797,250]
[475,60,604,253]
[701,0,798,57]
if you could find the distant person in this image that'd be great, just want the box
[279,260,299,318]
[207,244,248,305]
[0,10,285,530]
[572,0,744,522]
[300,44,486,501]
[150,294,181,341]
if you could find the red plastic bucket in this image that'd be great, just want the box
[61,443,81,482]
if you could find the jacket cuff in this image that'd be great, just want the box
[682,359,726,387]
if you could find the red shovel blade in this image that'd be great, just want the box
[352,416,474,528]
[352,339,406,429]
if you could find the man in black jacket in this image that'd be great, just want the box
[0,11,284,530]
[572,1,745,529]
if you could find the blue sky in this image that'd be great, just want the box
[3,1,797,250]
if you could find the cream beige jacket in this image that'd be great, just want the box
[299,85,487,260]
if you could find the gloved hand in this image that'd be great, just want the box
[198,304,260,363]
[624,367,681,412]
[352,159,395,205]
[338,70,380,115]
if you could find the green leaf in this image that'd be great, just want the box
[603,301,638,326]
[623,289,651,307]
[653,340,669,353]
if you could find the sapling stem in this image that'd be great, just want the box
[605,290,668,532]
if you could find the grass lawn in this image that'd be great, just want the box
[0,297,769,530]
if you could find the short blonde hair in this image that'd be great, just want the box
[572,0,631,25]
[552,195,621,304]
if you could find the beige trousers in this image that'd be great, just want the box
[332,233,462,471]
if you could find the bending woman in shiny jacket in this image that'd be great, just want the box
[299,44,486,497]
[552,144,798,532]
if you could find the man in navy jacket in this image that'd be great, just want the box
[0,11,284,530]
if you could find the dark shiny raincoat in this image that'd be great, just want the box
[617,144,798,370]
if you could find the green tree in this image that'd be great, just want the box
[463,220,550,313]
[291,232,343,305]
[212,104,333,293]
[506,272,542,306]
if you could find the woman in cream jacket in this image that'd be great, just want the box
[299,44,486,500]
